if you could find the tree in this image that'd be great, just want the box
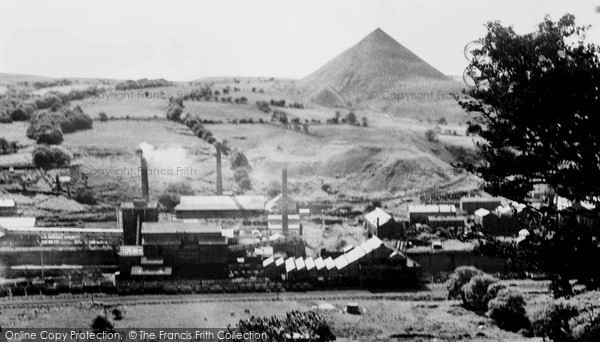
[345,111,358,125]
[461,14,600,293]
[32,146,70,168]
[91,316,114,333]
[425,129,439,143]
[487,289,530,332]
[99,112,108,122]
[447,266,484,299]
[458,14,600,203]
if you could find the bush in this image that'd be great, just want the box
[99,112,108,122]
[487,289,530,332]
[75,187,97,205]
[60,108,93,133]
[0,138,18,155]
[345,111,358,125]
[111,308,123,321]
[36,128,64,145]
[447,266,484,299]
[234,168,252,191]
[230,151,250,170]
[425,129,439,143]
[255,100,271,113]
[9,103,36,121]
[32,146,70,168]
[530,298,578,341]
[34,93,65,110]
[91,315,114,333]
[462,274,499,310]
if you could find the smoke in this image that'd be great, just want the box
[138,142,190,175]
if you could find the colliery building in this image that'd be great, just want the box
[364,208,406,240]
[426,216,466,228]
[460,197,503,215]
[408,204,457,224]
[174,195,265,219]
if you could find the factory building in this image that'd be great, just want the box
[364,208,406,240]
[474,208,522,236]
[408,204,457,224]
[426,216,466,229]
[174,195,265,219]
[263,236,420,287]
[460,197,503,215]
[0,225,121,277]
[0,199,16,216]
[119,200,159,245]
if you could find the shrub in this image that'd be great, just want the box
[234,168,252,191]
[99,112,108,122]
[447,266,484,299]
[111,308,123,321]
[530,298,578,341]
[75,187,97,205]
[272,109,288,124]
[462,274,499,310]
[34,93,65,110]
[487,289,530,332]
[362,117,368,127]
[256,100,271,113]
[9,103,36,121]
[36,128,64,145]
[91,315,114,333]
[230,151,250,170]
[32,146,70,168]
[61,108,93,133]
[0,138,18,155]
[345,111,358,125]
[438,117,448,125]
[425,129,439,143]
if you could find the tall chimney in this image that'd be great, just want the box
[138,149,150,202]
[281,168,288,235]
[216,143,223,195]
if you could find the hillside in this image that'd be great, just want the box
[299,28,466,121]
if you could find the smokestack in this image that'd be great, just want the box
[137,149,150,202]
[282,168,288,197]
[216,143,223,195]
[282,168,288,235]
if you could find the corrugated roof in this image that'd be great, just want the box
[0,199,15,207]
[295,257,305,271]
[275,257,285,267]
[305,257,315,271]
[285,257,296,273]
[267,214,301,220]
[176,196,265,211]
[314,257,326,270]
[263,256,274,267]
[142,222,222,234]
[359,241,373,254]
[474,208,491,217]
[267,223,301,230]
[365,207,392,227]
[367,235,383,250]
[334,255,349,270]
[409,204,456,213]
[0,217,36,228]
[2,226,121,234]
[324,257,336,270]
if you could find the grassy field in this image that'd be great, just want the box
[0,298,535,341]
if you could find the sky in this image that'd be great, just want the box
[0,0,599,81]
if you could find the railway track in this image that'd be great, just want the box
[0,279,549,309]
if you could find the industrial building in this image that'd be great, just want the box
[426,216,466,228]
[364,208,406,240]
[0,198,16,216]
[262,236,420,287]
[174,195,265,219]
[408,204,457,224]
[459,197,503,215]
[474,208,522,236]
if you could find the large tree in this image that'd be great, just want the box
[460,14,600,204]
[460,15,600,294]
